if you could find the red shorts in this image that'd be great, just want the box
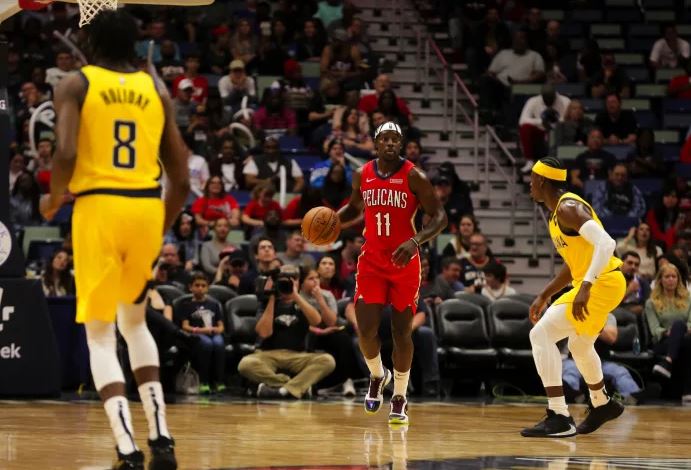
[353,247,421,312]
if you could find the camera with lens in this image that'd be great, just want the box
[255,265,300,298]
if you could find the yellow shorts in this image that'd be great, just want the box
[72,194,164,324]
[553,269,626,336]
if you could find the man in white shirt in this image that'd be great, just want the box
[650,23,690,69]
[480,30,545,120]
[518,84,570,173]
[243,137,305,192]
[45,50,76,88]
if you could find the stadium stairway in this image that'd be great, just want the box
[353,0,555,294]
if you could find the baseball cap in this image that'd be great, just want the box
[178,78,194,91]
[229,59,245,70]
[374,121,402,139]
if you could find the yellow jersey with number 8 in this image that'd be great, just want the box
[69,65,164,196]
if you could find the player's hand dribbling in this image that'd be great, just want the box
[529,294,547,325]
[391,239,418,268]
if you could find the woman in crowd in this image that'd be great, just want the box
[191,175,241,236]
[9,171,41,227]
[645,264,691,404]
[294,18,327,61]
[552,100,593,149]
[617,222,663,280]
[41,249,75,297]
[324,107,374,158]
[165,210,201,269]
[323,164,351,210]
[199,218,237,277]
[241,182,283,230]
[647,185,681,251]
[442,214,480,260]
[301,268,359,396]
[317,255,344,300]
[230,18,259,73]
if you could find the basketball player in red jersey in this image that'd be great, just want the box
[337,122,447,425]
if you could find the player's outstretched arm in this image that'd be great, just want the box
[337,168,364,225]
[558,199,617,321]
[391,168,447,268]
[40,72,85,220]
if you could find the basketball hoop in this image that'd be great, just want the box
[76,0,117,26]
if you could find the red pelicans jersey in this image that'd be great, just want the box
[360,159,419,252]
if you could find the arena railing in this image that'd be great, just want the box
[484,125,517,247]
[533,205,556,278]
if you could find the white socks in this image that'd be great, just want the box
[548,395,569,417]
[104,396,138,454]
[365,353,385,378]
[393,369,410,398]
[589,386,609,408]
[138,382,170,441]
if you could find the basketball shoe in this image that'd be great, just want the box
[576,398,624,434]
[388,395,409,425]
[148,436,177,470]
[113,448,144,470]
[364,368,391,414]
[520,409,576,438]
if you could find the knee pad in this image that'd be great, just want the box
[117,304,159,370]
[85,320,125,391]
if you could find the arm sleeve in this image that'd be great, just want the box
[578,219,616,283]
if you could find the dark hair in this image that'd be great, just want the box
[86,9,138,64]
[11,171,40,217]
[172,210,197,242]
[661,252,689,282]
[622,250,641,262]
[189,271,209,285]
[42,249,74,296]
[203,175,226,198]
[254,236,275,254]
[605,92,621,102]
[441,256,462,270]
[633,222,658,258]
[340,107,361,134]
[482,261,507,283]
[295,185,325,217]
[651,189,680,237]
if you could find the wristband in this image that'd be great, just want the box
[410,237,420,248]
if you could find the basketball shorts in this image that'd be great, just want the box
[553,269,626,336]
[353,247,421,312]
[72,194,164,324]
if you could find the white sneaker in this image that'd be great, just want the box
[342,378,356,397]
[364,369,391,414]
[520,161,534,174]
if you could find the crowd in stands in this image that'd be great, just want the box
[5,0,691,404]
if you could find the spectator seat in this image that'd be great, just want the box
[453,292,491,313]
[609,308,654,366]
[225,294,259,356]
[21,225,61,257]
[208,285,237,306]
[435,299,498,365]
[155,284,186,306]
[635,84,667,98]
[487,299,533,362]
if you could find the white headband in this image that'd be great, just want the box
[375,121,402,139]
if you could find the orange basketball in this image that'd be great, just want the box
[302,206,341,246]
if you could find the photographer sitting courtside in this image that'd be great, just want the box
[237,265,336,399]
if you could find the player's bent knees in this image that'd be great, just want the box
[529,323,546,348]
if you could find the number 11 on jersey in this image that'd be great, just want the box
[375,212,390,237]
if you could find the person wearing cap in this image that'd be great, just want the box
[522,157,626,438]
[173,78,197,129]
[336,121,448,425]
[218,59,256,105]
[518,84,571,174]
[172,53,209,105]
[213,248,253,293]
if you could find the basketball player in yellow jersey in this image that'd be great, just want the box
[40,10,189,470]
[521,157,626,439]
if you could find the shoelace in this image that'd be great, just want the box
[368,374,385,398]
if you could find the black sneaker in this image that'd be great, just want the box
[652,360,673,379]
[364,369,391,414]
[576,399,624,434]
[113,448,144,470]
[520,409,576,438]
[257,383,285,399]
[148,436,177,470]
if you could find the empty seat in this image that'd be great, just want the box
[557,145,582,162]
[597,38,626,50]
[654,130,680,144]
[454,292,491,313]
[208,285,237,305]
[635,84,667,98]
[488,299,533,361]
[27,240,63,263]
[591,24,621,37]
[645,10,674,22]
[21,225,61,257]
[435,299,497,365]
[155,284,186,306]
[614,53,644,66]
[632,178,664,199]
[600,216,639,238]
[610,308,653,365]
[621,98,650,111]
[225,294,259,356]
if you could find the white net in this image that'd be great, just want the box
[77,0,118,26]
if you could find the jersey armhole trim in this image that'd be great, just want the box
[76,70,89,109]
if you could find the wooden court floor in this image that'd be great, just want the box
[1,400,691,469]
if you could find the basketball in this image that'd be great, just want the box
[302,206,341,246]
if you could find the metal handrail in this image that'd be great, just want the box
[484,125,517,244]
[534,205,556,278]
